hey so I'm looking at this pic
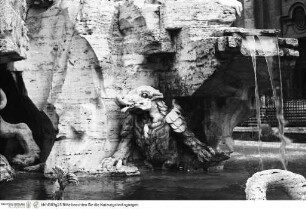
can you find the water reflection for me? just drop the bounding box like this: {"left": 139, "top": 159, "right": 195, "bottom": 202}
{"left": 0, "top": 170, "right": 251, "bottom": 200}
{"left": 0, "top": 175, "right": 52, "bottom": 200}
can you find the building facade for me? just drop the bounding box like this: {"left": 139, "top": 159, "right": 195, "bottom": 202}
{"left": 237, "top": 0, "right": 306, "bottom": 99}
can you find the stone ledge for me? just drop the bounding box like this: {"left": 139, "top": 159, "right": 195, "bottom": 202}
{"left": 216, "top": 36, "right": 299, "bottom": 57}
{"left": 223, "top": 28, "right": 281, "bottom": 36}
{"left": 234, "top": 126, "right": 306, "bottom": 134}
{"left": 162, "top": 0, "right": 237, "bottom": 30}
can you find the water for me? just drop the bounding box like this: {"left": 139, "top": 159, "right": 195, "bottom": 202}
{"left": 245, "top": 35, "right": 290, "bottom": 170}
{"left": 3, "top": 140, "right": 306, "bottom": 200}
{"left": 0, "top": 169, "right": 289, "bottom": 200}
{"left": 245, "top": 36, "right": 263, "bottom": 171}
{"left": 257, "top": 36, "right": 291, "bottom": 170}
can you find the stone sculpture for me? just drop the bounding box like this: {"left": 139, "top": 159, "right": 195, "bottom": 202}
{"left": 0, "top": 88, "right": 40, "bottom": 168}
{"left": 15, "top": 0, "right": 297, "bottom": 175}
{"left": 216, "top": 0, "right": 243, "bottom": 17}
{"left": 0, "top": 66, "right": 56, "bottom": 173}
{"left": 245, "top": 169, "right": 306, "bottom": 200}
{"left": 0, "top": 154, "right": 14, "bottom": 182}
{"left": 52, "top": 166, "right": 79, "bottom": 200}
{"left": 102, "top": 86, "right": 230, "bottom": 173}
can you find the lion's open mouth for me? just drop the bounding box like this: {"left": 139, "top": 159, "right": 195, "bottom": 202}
{"left": 115, "top": 86, "right": 164, "bottom": 113}
{"left": 115, "top": 96, "right": 136, "bottom": 112}
{"left": 120, "top": 104, "right": 135, "bottom": 112}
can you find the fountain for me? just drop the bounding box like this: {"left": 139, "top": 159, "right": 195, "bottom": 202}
{"left": 0, "top": 0, "right": 305, "bottom": 201}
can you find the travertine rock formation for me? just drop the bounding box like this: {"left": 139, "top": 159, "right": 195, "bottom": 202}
{"left": 0, "top": 154, "right": 14, "bottom": 182}
{"left": 246, "top": 169, "right": 306, "bottom": 200}
{"left": 0, "top": 66, "right": 56, "bottom": 171}
{"left": 0, "top": 1, "right": 56, "bottom": 172}
{"left": 0, "top": 0, "right": 28, "bottom": 63}
{"left": 11, "top": 0, "right": 298, "bottom": 175}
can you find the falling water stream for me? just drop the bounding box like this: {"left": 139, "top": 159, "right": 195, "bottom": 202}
{"left": 246, "top": 36, "right": 263, "bottom": 170}
{"left": 257, "top": 36, "right": 291, "bottom": 170}
{"left": 245, "top": 35, "right": 290, "bottom": 170}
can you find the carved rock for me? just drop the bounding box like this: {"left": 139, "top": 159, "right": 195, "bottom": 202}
{"left": 162, "top": 0, "right": 237, "bottom": 30}
{"left": 203, "top": 86, "right": 254, "bottom": 150}
{"left": 11, "top": 0, "right": 298, "bottom": 174}
{"left": 101, "top": 86, "right": 230, "bottom": 174}
{"left": 245, "top": 169, "right": 306, "bottom": 200}
{"left": 16, "top": 0, "right": 119, "bottom": 175}
{"left": 0, "top": 0, "right": 28, "bottom": 63}
{"left": 0, "top": 67, "right": 55, "bottom": 169}
{"left": 102, "top": 163, "right": 140, "bottom": 177}
{"left": 0, "top": 154, "right": 14, "bottom": 182}
{"left": 0, "top": 86, "right": 40, "bottom": 167}
{"left": 0, "top": 115, "right": 40, "bottom": 167}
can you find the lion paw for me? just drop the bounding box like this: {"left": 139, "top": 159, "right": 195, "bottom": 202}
{"left": 23, "top": 163, "right": 44, "bottom": 172}
{"left": 12, "top": 152, "right": 39, "bottom": 167}
{"left": 101, "top": 157, "right": 140, "bottom": 176}
{"left": 197, "top": 149, "right": 214, "bottom": 163}
{"left": 101, "top": 157, "right": 120, "bottom": 171}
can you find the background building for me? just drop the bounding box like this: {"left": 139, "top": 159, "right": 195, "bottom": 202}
{"left": 237, "top": 0, "right": 306, "bottom": 99}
